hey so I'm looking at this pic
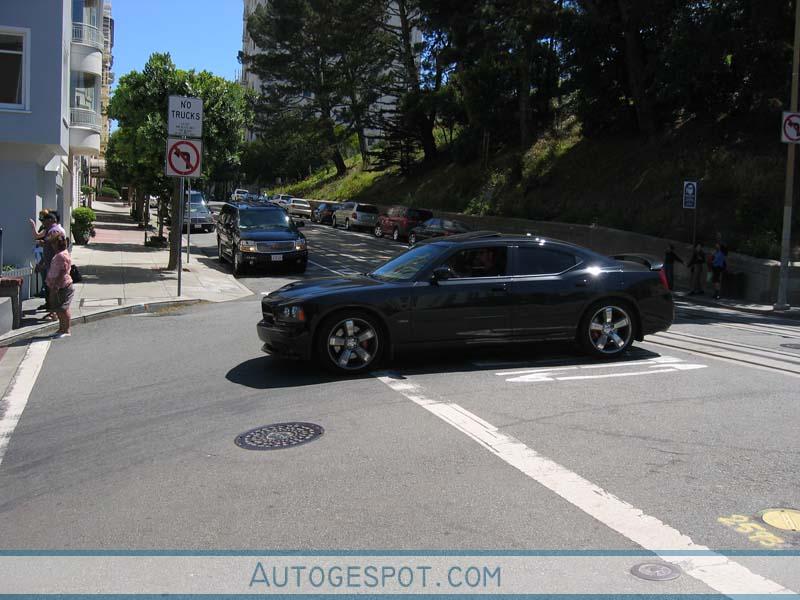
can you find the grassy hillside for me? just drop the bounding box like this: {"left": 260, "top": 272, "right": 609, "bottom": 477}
{"left": 272, "top": 112, "right": 790, "bottom": 259}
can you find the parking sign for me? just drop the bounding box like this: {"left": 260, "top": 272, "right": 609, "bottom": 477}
{"left": 683, "top": 181, "right": 697, "bottom": 210}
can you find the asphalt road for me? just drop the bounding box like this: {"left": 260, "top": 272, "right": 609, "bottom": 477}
{"left": 1, "top": 221, "right": 799, "bottom": 593}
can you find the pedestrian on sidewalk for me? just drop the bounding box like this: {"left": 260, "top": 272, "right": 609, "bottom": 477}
{"left": 687, "top": 242, "right": 706, "bottom": 295}
{"left": 663, "top": 244, "right": 684, "bottom": 291}
{"left": 45, "top": 235, "right": 73, "bottom": 338}
{"left": 711, "top": 242, "right": 727, "bottom": 300}
{"left": 29, "top": 212, "right": 66, "bottom": 316}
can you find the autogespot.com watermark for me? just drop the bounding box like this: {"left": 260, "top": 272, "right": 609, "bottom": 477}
{"left": 248, "top": 561, "right": 501, "bottom": 591}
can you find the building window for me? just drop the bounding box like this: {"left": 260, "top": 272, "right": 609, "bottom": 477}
{"left": 71, "top": 71, "right": 98, "bottom": 111}
{"left": 73, "top": 0, "right": 99, "bottom": 27}
{"left": 0, "top": 29, "right": 28, "bottom": 109}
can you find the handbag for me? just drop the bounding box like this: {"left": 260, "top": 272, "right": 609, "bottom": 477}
{"left": 70, "top": 264, "right": 82, "bottom": 283}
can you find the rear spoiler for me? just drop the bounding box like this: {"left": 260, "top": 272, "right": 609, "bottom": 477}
{"left": 611, "top": 253, "right": 664, "bottom": 271}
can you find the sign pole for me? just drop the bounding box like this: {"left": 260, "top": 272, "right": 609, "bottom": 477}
{"left": 776, "top": 0, "right": 800, "bottom": 310}
{"left": 186, "top": 178, "right": 191, "bottom": 265}
{"left": 177, "top": 177, "right": 184, "bottom": 297}
{"left": 692, "top": 207, "right": 697, "bottom": 246}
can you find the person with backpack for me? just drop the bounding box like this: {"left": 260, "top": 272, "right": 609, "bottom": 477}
{"left": 711, "top": 242, "right": 727, "bottom": 300}
{"left": 687, "top": 243, "right": 706, "bottom": 295}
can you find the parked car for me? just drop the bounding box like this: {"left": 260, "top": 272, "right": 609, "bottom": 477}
{"left": 311, "top": 202, "right": 341, "bottom": 225}
{"left": 231, "top": 188, "right": 250, "bottom": 201}
{"left": 287, "top": 198, "right": 312, "bottom": 219}
{"left": 166, "top": 191, "right": 215, "bottom": 232}
{"left": 184, "top": 192, "right": 215, "bottom": 232}
{"left": 257, "top": 232, "right": 674, "bottom": 373}
{"left": 408, "top": 218, "right": 471, "bottom": 246}
{"left": 375, "top": 206, "right": 434, "bottom": 242}
{"left": 216, "top": 202, "right": 308, "bottom": 276}
{"left": 332, "top": 202, "right": 379, "bottom": 231}
{"left": 271, "top": 194, "right": 294, "bottom": 208}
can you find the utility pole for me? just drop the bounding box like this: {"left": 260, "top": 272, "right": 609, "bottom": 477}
{"left": 776, "top": 0, "right": 800, "bottom": 311}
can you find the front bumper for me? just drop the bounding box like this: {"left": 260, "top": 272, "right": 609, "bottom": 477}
{"left": 241, "top": 249, "right": 308, "bottom": 267}
{"left": 257, "top": 318, "right": 312, "bottom": 360}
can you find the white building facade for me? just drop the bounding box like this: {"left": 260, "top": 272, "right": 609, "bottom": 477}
{"left": 0, "top": 0, "right": 106, "bottom": 287}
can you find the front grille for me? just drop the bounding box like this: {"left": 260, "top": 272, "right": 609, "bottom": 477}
{"left": 256, "top": 241, "right": 295, "bottom": 252}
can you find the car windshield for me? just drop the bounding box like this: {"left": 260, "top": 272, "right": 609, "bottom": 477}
{"left": 443, "top": 219, "right": 470, "bottom": 231}
{"left": 357, "top": 205, "right": 378, "bottom": 214}
{"left": 370, "top": 244, "right": 443, "bottom": 282}
{"left": 238, "top": 210, "right": 294, "bottom": 231}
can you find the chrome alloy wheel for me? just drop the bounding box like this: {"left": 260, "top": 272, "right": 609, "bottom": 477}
{"left": 327, "top": 318, "right": 379, "bottom": 371}
{"left": 587, "top": 305, "right": 632, "bottom": 355}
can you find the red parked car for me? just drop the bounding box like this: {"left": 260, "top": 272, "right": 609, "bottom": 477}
{"left": 374, "top": 206, "right": 434, "bottom": 242}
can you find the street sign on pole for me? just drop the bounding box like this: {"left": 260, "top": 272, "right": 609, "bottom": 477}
{"left": 782, "top": 112, "right": 800, "bottom": 144}
{"left": 165, "top": 138, "right": 202, "bottom": 178}
{"left": 682, "top": 181, "right": 697, "bottom": 209}
{"left": 168, "top": 96, "right": 203, "bottom": 138}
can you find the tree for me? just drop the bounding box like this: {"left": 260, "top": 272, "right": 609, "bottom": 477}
{"left": 107, "top": 53, "right": 252, "bottom": 269}
{"left": 246, "top": 0, "right": 350, "bottom": 176}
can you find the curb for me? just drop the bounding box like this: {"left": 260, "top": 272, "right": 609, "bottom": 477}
{"left": 0, "top": 299, "right": 206, "bottom": 347}
{"left": 676, "top": 293, "right": 800, "bottom": 320}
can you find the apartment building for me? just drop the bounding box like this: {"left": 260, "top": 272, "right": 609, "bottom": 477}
{"left": 100, "top": 0, "right": 113, "bottom": 156}
{"left": 0, "top": 0, "right": 105, "bottom": 287}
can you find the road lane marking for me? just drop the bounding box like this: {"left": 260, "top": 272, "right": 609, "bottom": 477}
{"left": 374, "top": 371, "right": 795, "bottom": 596}
{"left": 307, "top": 260, "right": 347, "bottom": 276}
{"left": 0, "top": 340, "right": 50, "bottom": 468}
{"left": 499, "top": 357, "right": 707, "bottom": 383}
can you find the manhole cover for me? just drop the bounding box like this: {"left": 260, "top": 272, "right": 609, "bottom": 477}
{"left": 630, "top": 562, "right": 681, "bottom": 581}
{"left": 234, "top": 422, "right": 324, "bottom": 451}
{"left": 759, "top": 508, "right": 800, "bottom": 532}
{"left": 780, "top": 344, "right": 800, "bottom": 350}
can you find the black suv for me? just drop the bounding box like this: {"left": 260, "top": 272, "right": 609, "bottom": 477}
{"left": 216, "top": 202, "right": 308, "bottom": 276}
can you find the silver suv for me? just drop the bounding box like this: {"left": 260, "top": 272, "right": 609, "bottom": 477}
{"left": 332, "top": 202, "right": 379, "bottom": 231}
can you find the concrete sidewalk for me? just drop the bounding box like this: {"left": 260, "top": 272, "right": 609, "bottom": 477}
{"left": 0, "top": 200, "right": 252, "bottom": 344}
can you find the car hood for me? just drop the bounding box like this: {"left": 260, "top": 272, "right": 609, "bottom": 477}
{"left": 238, "top": 229, "right": 302, "bottom": 241}
{"left": 265, "top": 275, "right": 387, "bottom": 303}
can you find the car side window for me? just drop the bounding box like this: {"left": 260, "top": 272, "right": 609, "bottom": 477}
{"left": 513, "top": 246, "right": 579, "bottom": 275}
{"left": 445, "top": 247, "right": 508, "bottom": 278}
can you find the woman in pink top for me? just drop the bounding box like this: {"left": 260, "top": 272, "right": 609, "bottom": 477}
{"left": 45, "top": 236, "right": 73, "bottom": 338}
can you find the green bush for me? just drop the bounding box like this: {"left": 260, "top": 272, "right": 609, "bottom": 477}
{"left": 80, "top": 185, "right": 94, "bottom": 196}
{"left": 99, "top": 186, "right": 120, "bottom": 199}
{"left": 72, "top": 207, "right": 97, "bottom": 241}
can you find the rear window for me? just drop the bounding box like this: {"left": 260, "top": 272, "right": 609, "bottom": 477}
{"left": 513, "top": 246, "right": 579, "bottom": 275}
{"left": 294, "top": 200, "right": 310, "bottom": 207}
{"left": 357, "top": 205, "right": 378, "bottom": 214}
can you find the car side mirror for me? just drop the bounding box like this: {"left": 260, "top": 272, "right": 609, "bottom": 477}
{"left": 431, "top": 266, "right": 453, "bottom": 283}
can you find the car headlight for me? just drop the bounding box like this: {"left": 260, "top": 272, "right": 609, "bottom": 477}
{"left": 295, "top": 238, "right": 307, "bottom": 251}
{"left": 239, "top": 240, "right": 258, "bottom": 253}
{"left": 278, "top": 305, "right": 306, "bottom": 322}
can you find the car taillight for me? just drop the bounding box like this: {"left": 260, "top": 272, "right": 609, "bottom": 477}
{"left": 658, "top": 268, "right": 670, "bottom": 290}
{"left": 352, "top": 212, "right": 357, "bottom": 219}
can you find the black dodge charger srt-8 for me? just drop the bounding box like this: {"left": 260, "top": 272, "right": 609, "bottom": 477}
{"left": 257, "top": 232, "right": 674, "bottom": 374}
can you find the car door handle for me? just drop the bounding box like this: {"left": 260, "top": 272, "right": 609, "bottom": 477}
{"left": 490, "top": 284, "right": 508, "bottom": 295}
{"left": 575, "top": 280, "right": 588, "bottom": 288}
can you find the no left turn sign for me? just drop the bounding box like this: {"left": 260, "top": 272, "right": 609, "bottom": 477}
{"left": 782, "top": 112, "right": 800, "bottom": 143}
{"left": 166, "top": 138, "right": 202, "bottom": 178}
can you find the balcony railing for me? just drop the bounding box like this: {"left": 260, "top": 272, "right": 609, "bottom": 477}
{"left": 72, "top": 22, "right": 104, "bottom": 50}
{"left": 70, "top": 107, "right": 102, "bottom": 132}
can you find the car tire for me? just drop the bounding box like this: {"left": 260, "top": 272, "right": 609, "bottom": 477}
{"left": 345, "top": 218, "right": 351, "bottom": 231}
{"left": 217, "top": 238, "right": 225, "bottom": 263}
{"left": 409, "top": 232, "right": 417, "bottom": 247}
{"left": 332, "top": 216, "right": 337, "bottom": 228}
{"left": 392, "top": 228, "right": 400, "bottom": 242}
{"left": 295, "top": 261, "right": 307, "bottom": 274}
{"left": 578, "top": 300, "right": 635, "bottom": 359}
{"left": 374, "top": 224, "right": 383, "bottom": 238}
{"left": 317, "top": 310, "right": 383, "bottom": 375}
{"left": 233, "top": 250, "right": 245, "bottom": 278}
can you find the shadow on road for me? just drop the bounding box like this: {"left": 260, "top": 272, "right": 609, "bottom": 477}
{"left": 226, "top": 343, "right": 664, "bottom": 390}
